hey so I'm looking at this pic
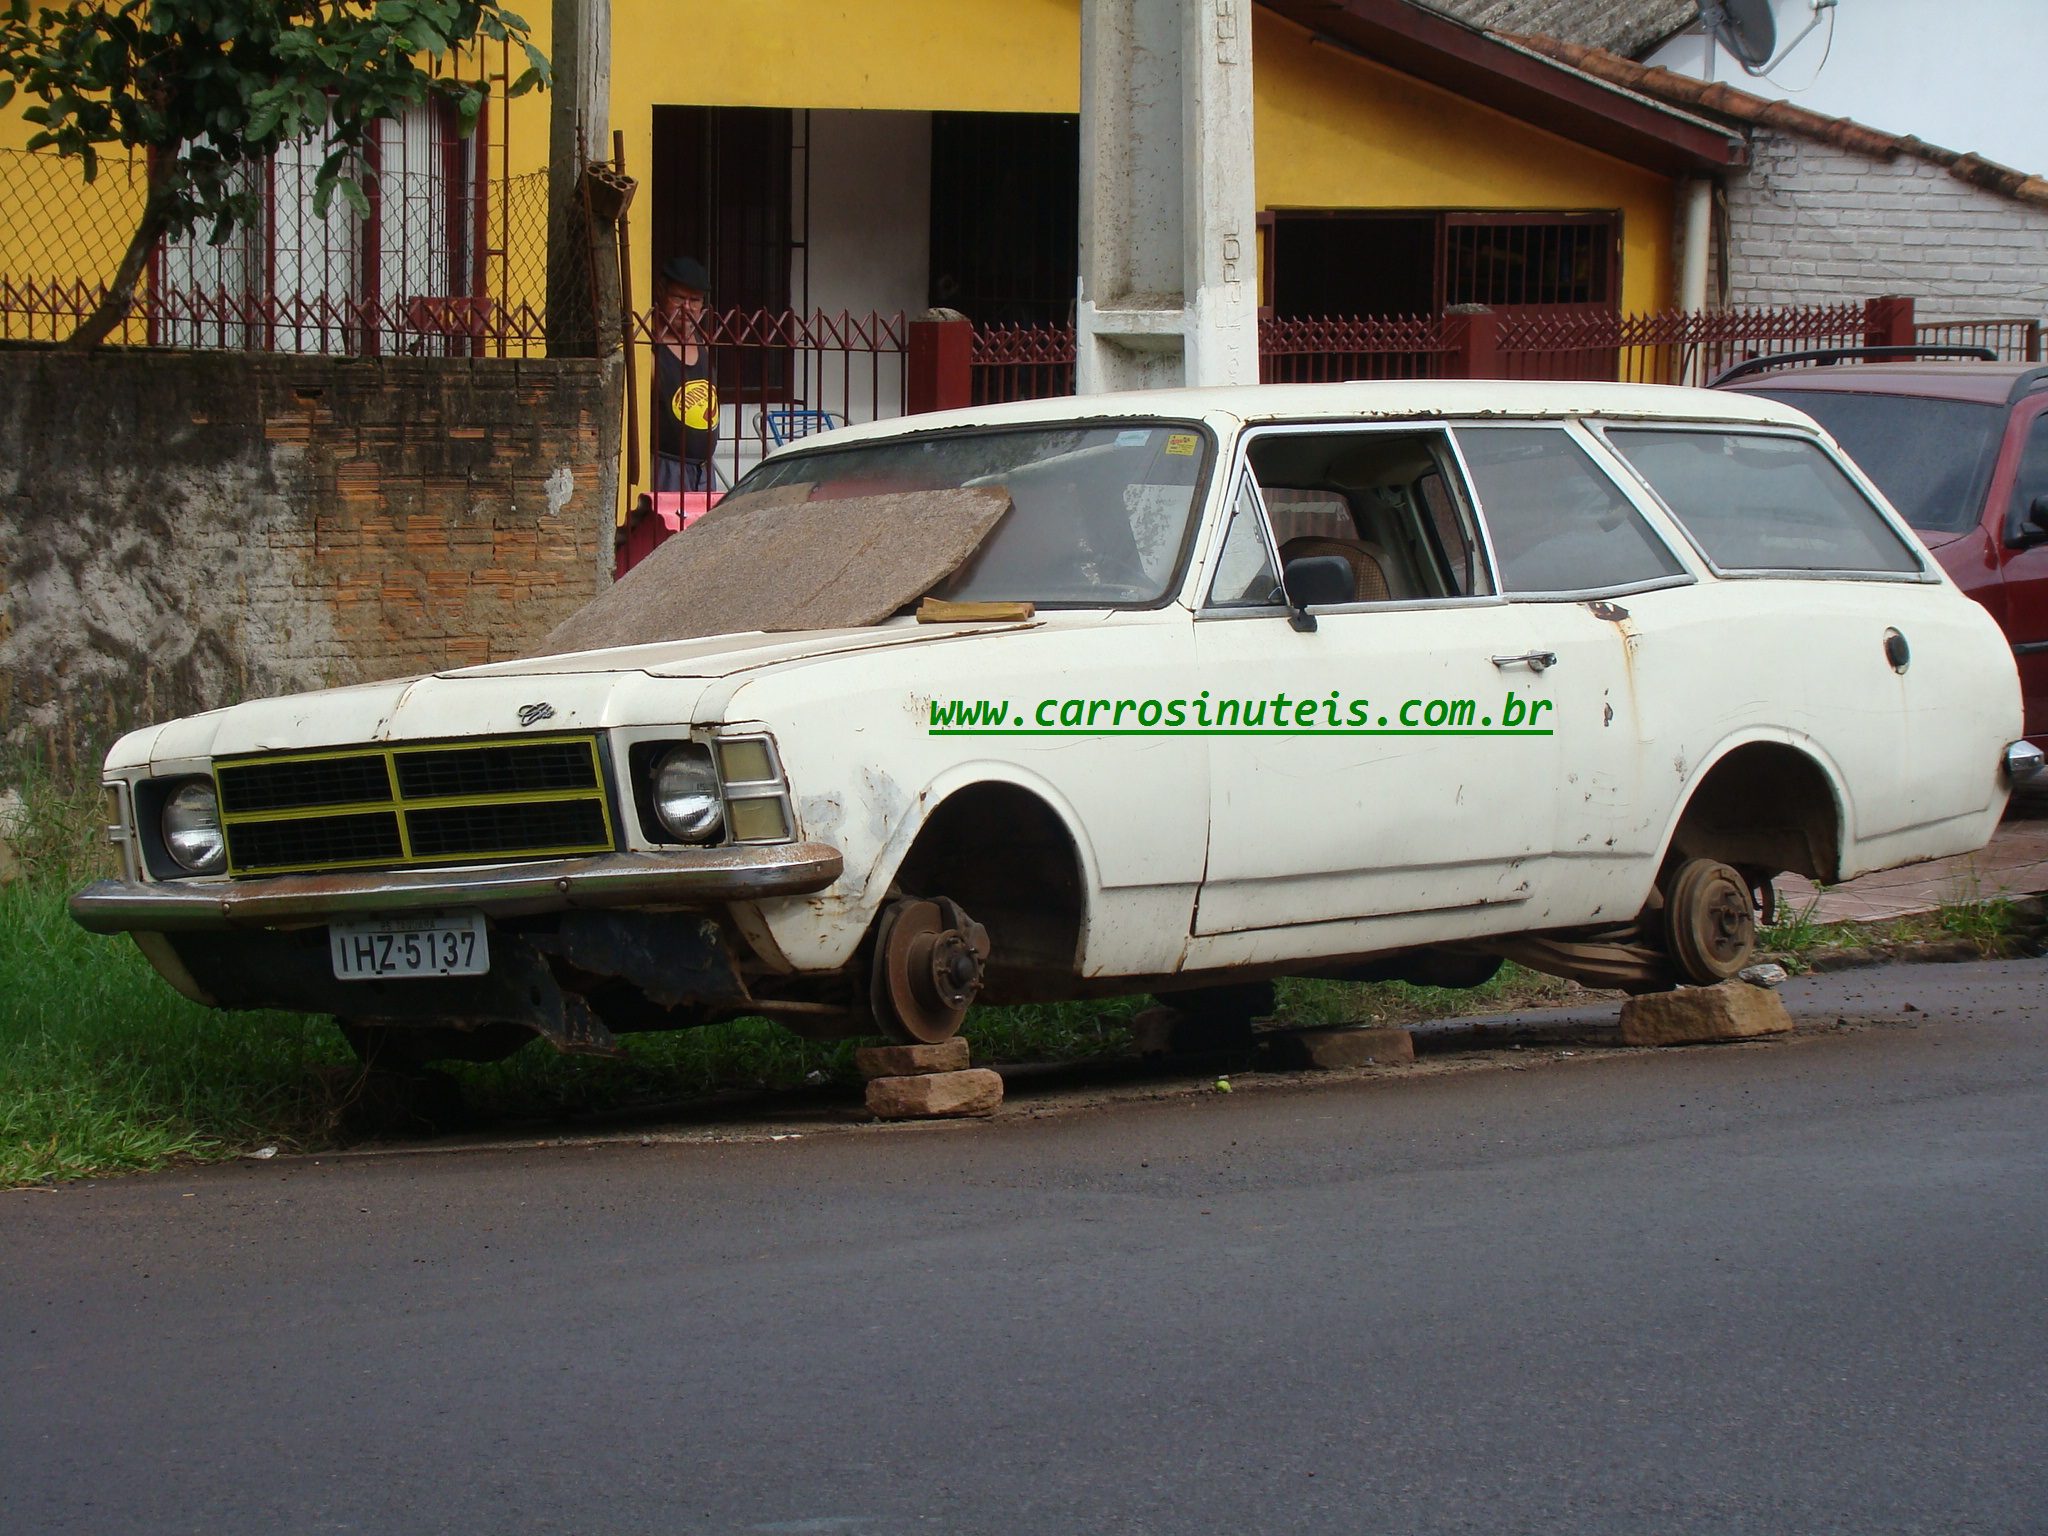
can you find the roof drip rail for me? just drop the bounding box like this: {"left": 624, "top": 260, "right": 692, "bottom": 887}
{"left": 1710, "top": 344, "right": 1999, "bottom": 387}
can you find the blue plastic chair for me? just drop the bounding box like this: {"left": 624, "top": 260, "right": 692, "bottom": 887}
{"left": 757, "top": 407, "right": 848, "bottom": 446}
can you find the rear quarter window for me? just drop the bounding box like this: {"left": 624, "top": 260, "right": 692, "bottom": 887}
{"left": 1604, "top": 428, "right": 1924, "bottom": 576}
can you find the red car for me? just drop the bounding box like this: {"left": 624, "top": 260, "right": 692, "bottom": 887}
{"left": 1720, "top": 351, "right": 2048, "bottom": 748}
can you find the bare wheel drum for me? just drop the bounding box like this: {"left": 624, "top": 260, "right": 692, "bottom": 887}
{"left": 870, "top": 896, "right": 992, "bottom": 1045}
{"left": 1662, "top": 858, "right": 1758, "bottom": 983}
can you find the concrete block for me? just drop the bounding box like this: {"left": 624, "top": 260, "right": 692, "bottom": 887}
{"left": 1128, "top": 1006, "right": 1179, "bottom": 1057}
{"left": 854, "top": 1040, "right": 971, "bottom": 1079}
{"left": 1264, "top": 1025, "right": 1415, "bottom": 1070}
{"left": 1619, "top": 981, "right": 1792, "bottom": 1047}
{"left": 865, "top": 1068, "right": 1004, "bottom": 1119}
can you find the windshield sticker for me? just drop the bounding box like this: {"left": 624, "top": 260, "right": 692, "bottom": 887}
{"left": 1115, "top": 429, "right": 1151, "bottom": 447}
{"left": 1164, "top": 432, "right": 1200, "bottom": 456}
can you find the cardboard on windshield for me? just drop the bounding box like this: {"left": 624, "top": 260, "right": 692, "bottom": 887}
{"left": 536, "top": 484, "right": 1012, "bottom": 656}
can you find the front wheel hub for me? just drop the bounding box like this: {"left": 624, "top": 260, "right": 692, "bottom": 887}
{"left": 1663, "top": 857, "right": 1758, "bottom": 983}
{"left": 871, "top": 896, "right": 991, "bottom": 1044}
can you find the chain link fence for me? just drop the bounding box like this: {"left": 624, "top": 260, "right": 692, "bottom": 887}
{"left": 0, "top": 131, "right": 573, "bottom": 356}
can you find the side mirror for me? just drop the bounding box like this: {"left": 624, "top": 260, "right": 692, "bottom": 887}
{"left": 1281, "top": 555, "right": 1353, "bottom": 633}
{"left": 2009, "top": 495, "right": 2048, "bottom": 548}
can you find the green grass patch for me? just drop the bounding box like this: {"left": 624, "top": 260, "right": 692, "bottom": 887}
{"left": 1274, "top": 964, "right": 1573, "bottom": 1028}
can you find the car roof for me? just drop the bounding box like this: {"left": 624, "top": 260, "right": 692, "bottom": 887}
{"left": 783, "top": 380, "right": 1822, "bottom": 456}
{"left": 1728, "top": 362, "right": 2048, "bottom": 407}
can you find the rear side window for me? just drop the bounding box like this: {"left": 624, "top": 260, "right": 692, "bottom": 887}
{"left": 1454, "top": 426, "right": 1684, "bottom": 596}
{"left": 1606, "top": 428, "right": 1923, "bottom": 575}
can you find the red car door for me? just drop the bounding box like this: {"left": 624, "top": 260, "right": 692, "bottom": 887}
{"left": 1990, "top": 400, "right": 2048, "bottom": 744}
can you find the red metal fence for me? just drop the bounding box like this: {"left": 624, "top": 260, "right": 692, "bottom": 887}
{"left": 1258, "top": 314, "right": 1452, "bottom": 382}
{"left": 1915, "top": 316, "right": 2044, "bottom": 363}
{"left": 624, "top": 307, "right": 909, "bottom": 492}
{"left": 970, "top": 321, "right": 1076, "bottom": 404}
{"left": 1495, "top": 302, "right": 1871, "bottom": 384}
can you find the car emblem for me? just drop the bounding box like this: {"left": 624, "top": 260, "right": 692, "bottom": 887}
{"left": 517, "top": 702, "right": 557, "bottom": 728}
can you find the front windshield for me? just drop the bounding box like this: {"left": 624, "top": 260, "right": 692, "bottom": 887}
{"left": 735, "top": 422, "right": 1213, "bottom": 606}
{"left": 1749, "top": 389, "right": 2004, "bottom": 534}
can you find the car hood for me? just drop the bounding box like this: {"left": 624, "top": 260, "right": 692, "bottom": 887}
{"left": 114, "top": 621, "right": 1041, "bottom": 769}
{"left": 437, "top": 622, "right": 1029, "bottom": 681}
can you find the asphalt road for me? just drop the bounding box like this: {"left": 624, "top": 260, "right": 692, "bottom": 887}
{"left": 5, "top": 960, "right": 2046, "bottom": 1535}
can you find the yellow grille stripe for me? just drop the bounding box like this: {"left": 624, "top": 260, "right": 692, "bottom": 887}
{"left": 211, "top": 734, "right": 617, "bottom": 876}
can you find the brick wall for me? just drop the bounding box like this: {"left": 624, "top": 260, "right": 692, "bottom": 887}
{"left": 1724, "top": 130, "right": 2048, "bottom": 322}
{"left": 0, "top": 347, "right": 620, "bottom": 769}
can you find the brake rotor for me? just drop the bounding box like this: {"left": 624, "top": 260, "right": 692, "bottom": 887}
{"left": 870, "top": 896, "right": 991, "bottom": 1045}
{"left": 1663, "top": 857, "right": 1757, "bottom": 983}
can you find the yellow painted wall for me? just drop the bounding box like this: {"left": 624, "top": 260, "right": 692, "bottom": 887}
{"left": 1249, "top": 9, "right": 1673, "bottom": 313}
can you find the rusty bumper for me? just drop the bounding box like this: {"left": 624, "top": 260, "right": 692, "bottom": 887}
{"left": 69, "top": 845, "right": 844, "bottom": 934}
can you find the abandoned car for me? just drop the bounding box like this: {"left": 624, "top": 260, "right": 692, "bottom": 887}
{"left": 72, "top": 381, "right": 2036, "bottom": 1066}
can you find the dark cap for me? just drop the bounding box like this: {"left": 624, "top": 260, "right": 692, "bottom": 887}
{"left": 660, "top": 255, "right": 711, "bottom": 292}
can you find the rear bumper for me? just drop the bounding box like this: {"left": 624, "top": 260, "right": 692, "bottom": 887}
{"left": 69, "top": 845, "right": 844, "bottom": 934}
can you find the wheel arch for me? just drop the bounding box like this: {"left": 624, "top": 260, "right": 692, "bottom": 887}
{"left": 866, "top": 764, "right": 1102, "bottom": 998}
{"left": 1651, "top": 731, "right": 1849, "bottom": 885}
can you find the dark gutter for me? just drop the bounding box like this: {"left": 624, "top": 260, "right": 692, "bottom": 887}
{"left": 1258, "top": 0, "right": 1748, "bottom": 176}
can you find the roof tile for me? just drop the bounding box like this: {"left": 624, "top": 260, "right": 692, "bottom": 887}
{"left": 1512, "top": 34, "right": 2048, "bottom": 208}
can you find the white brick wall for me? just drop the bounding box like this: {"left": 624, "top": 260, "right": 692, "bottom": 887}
{"left": 1723, "top": 130, "right": 2048, "bottom": 323}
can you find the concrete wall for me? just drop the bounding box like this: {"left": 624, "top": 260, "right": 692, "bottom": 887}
{"left": 1723, "top": 130, "right": 2048, "bottom": 322}
{"left": 0, "top": 347, "right": 618, "bottom": 769}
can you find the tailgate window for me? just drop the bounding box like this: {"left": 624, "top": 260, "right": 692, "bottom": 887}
{"left": 1605, "top": 428, "right": 1924, "bottom": 576}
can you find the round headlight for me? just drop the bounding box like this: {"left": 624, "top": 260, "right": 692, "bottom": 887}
{"left": 653, "top": 746, "right": 724, "bottom": 843}
{"left": 161, "top": 779, "right": 226, "bottom": 874}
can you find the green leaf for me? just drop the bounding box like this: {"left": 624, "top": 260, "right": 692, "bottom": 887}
{"left": 337, "top": 176, "right": 370, "bottom": 218}
{"left": 0, "top": 80, "right": 16, "bottom": 110}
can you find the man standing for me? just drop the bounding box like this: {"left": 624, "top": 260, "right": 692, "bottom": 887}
{"left": 652, "top": 255, "right": 719, "bottom": 492}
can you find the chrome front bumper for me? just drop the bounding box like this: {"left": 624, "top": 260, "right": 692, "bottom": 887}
{"left": 69, "top": 844, "right": 844, "bottom": 934}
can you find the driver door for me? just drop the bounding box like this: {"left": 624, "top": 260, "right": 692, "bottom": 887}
{"left": 1192, "top": 426, "right": 1574, "bottom": 942}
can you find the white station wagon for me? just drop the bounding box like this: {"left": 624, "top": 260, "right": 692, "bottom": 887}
{"left": 74, "top": 382, "right": 2037, "bottom": 1067}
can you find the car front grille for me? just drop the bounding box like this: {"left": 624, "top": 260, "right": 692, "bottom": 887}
{"left": 213, "top": 736, "right": 616, "bottom": 876}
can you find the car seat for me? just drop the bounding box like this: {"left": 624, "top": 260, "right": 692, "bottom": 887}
{"left": 1277, "top": 535, "right": 1393, "bottom": 602}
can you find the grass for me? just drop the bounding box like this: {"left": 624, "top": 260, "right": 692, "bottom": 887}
{"left": 1757, "top": 887, "right": 1860, "bottom": 967}
{"left": 1273, "top": 965, "right": 1574, "bottom": 1028}
{"left": 1757, "top": 873, "right": 2032, "bottom": 973}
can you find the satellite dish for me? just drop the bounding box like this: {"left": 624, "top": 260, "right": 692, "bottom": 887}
{"left": 1711, "top": 0, "right": 1780, "bottom": 69}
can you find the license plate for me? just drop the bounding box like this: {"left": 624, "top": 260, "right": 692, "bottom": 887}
{"left": 330, "top": 912, "right": 489, "bottom": 980}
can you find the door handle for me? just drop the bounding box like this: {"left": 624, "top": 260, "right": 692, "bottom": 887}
{"left": 1491, "top": 651, "right": 1559, "bottom": 673}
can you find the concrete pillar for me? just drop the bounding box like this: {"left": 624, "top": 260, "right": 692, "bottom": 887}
{"left": 1076, "top": 0, "right": 1259, "bottom": 394}
{"left": 1677, "top": 177, "right": 1712, "bottom": 384}
{"left": 546, "top": 0, "right": 611, "bottom": 356}
{"left": 907, "top": 308, "right": 974, "bottom": 415}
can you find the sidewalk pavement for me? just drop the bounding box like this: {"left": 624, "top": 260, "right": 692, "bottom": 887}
{"left": 1776, "top": 799, "right": 2048, "bottom": 924}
